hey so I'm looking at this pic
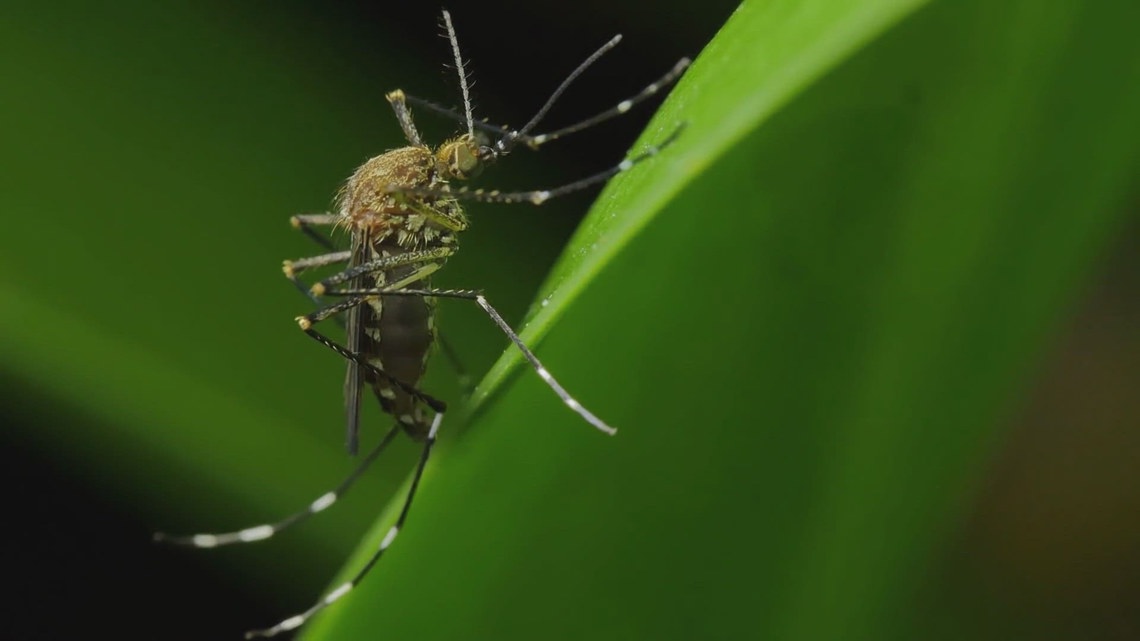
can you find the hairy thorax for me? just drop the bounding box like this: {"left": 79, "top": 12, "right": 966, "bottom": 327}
{"left": 337, "top": 145, "right": 467, "bottom": 250}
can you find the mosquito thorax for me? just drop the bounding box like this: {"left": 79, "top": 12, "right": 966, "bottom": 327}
{"left": 338, "top": 145, "right": 468, "bottom": 247}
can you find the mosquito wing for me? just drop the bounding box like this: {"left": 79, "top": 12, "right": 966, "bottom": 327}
{"left": 343, "top": 227, "right": 369, "bottom": 456}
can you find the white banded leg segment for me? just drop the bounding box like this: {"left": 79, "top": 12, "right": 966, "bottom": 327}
{"left": 312, "top": 288, "right": 618, "bottom": 436}
{"left": 157, "top": 524, "right": 277, "bottom": 548}
{"left": 154, "top": 425, "right": 399, "bottom": 548}
{"left": 324, "top": 582, "right": 353, "bottom": 605}
{"left": 310, "top": 491, "right": 337, "bottom": 513}
{"left": 399, "top": 55, "right": 689, "bottom": 150}
{"left": 243, "top": 581, "right": 346, "bottom": 638}
{"left": 502, "top": 33, "right": 624, "bottom": 152}
{"left": 387, "top": 123, "right": 684, "bottom": 207}
{"left": 191, "top": 534, "right": 219, "bottom": 548}
{"left": 246, "top": 610, "right": 309, "bottom": 639}
{"left": 245, "top": 542, "right": 366, "bottom": 636}
{"left": 379, "top": 525, "right": 400, "bottom": 551}
{"left": 245, "top": 578, "right": 354, "bottom": 639}
{"left": 475, "top": 295, "right": 617, "bottom": 436}
{"left": 427, "top": 410, "right": 444, "bottom": 439}
{"left": 244, "top": 412, "right": 444, "bottom": 639}
{"left": 527, "top": 57, "right": 691, "bottom": 146}
{"left": 238, "top": 525, "right": 275, "bottom": 543}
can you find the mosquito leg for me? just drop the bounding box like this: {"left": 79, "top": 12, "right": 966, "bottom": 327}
{"left": 285, "top": 251, "right": 353, "bottom": 274}
{"left": 387, "top": 123, "right": 684, "bottom": 206}
{"left": 402, "top": 55, "right": 689, "bottom": 150}
{"left": 290, "top": 213, "right": 341, "bottom": 252}
{"left": 245, "top": 411, "right": 444, "bottom": 639}
{"left": 300, "top": 296, "right": 447, "bottom": 415}
{"left": 506, "top": 35, "right": 625, "bottom": 145}
{"left": 400, "top": 95, "right": 514, "bottom": 138}
{"left": 154, "top": 424, "right": 400, "bottom": 548}
{"left": 308, "top": 247, "right": 454, "bottom": 296}
{"left": 385, "top": 89, "right": 425, "bottom": 147}
{"left": 462, "top": 293, "right": 615, "bottom": 435}
{"left": 307, "top": 251, "right": 472, "bottom": 396}
{"left": 330, "top": 287, "right": 615, "bottom": 436}
{"left": 308, "top": 259, "right": 451, "bottom": 453}
{"left": 283, "top": 210, "right": 349, "bottom": 301}
{"left": 522, "top": 57, "right": 691, "bottom": 148}
{"left": 285, "top": 215, "right": 347, "bottom": 279}
{"left": 283, "top": 215, "right": 351, "bottom": 332}
{"left": 283, "top": 250, "right": 353, "bottom": 300}
{"left": 402, "top": 33, "right": 625, "bottom": 150}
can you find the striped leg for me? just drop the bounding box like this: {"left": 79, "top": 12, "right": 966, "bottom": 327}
{"left": 245, "top": 411, "right": 444, "bottom": 639}
{"left": 283, "top": 213, "right": 349, "bottom": 304}
{"left": 156, "top": 244, "right": 442, "bottom": 549}
{"left": 385, "top": 123, "right": 684, "bottom": 206}
{"left": 330, "top": 286, "right": 617, "bottom": 436}
{"left": 283, "top": 249, "right": 352, "bottom": 303}
{"left": 298, "top": 294, "right": 447, "bottom": 415}
{"left": 153, "top": 424, "right": 400, "bottom": 548}
{"left": 520, "top": 57, "right": 690, "bottom": 148}
{"left": 407, "top": 10, "right": 687, "bottom": 160}
{"left": 402, "top": 51, "right": 689, "bottom": 150}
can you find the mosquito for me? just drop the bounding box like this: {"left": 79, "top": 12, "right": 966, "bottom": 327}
{"left": 155, "top": 10, "right": 688, "bottom": 638}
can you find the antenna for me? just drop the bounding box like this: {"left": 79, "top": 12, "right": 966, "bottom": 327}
{"left": 441, "top": 10, "right": 475, "bottom": 138}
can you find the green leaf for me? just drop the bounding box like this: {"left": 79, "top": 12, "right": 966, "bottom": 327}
{"left": 303, "top": 0, "right": 1140, "bottom": 639}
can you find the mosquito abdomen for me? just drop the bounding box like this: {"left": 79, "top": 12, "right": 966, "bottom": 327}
{"left": 363, "top": 241, "right": 438, "bottom": 440}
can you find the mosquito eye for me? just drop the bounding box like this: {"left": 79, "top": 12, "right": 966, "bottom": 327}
{"left": 451, "top": 145, "right": 482, "bottom": 179}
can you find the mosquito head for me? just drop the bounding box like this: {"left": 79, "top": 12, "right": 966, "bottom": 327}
{"left": 436, "top": 133, "right": 484, "bottom": 180}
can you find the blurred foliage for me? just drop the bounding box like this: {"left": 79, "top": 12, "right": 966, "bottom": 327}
{"left": 1, "top": 1, "right": 1137, "bottom": 640}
